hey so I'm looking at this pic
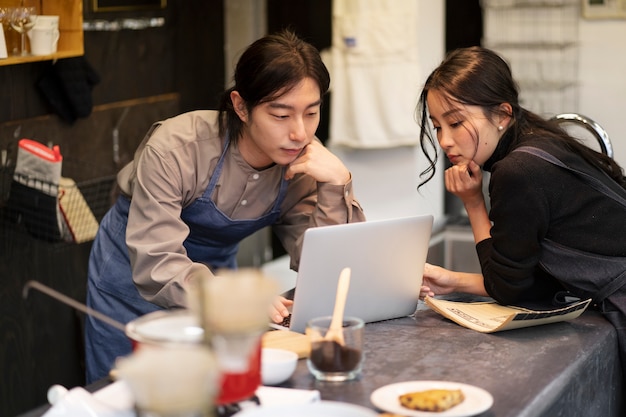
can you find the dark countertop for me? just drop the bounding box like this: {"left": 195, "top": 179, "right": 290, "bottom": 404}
{"left": 281, "top": 304, "right": 624, "bottom": 416}
{"left": 18, "top": 303, "right": 625, "bottom": 417}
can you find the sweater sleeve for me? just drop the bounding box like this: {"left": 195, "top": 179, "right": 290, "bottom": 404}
{"left": 477, "top": 154, "right": 552, "bottom": 305}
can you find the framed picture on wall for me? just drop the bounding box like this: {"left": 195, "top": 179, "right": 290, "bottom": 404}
{"left": 92, "top": 0, "right": 167, "bottom": 12}
{"left": 582, "top": 0, "right": 626, "bottom": 19}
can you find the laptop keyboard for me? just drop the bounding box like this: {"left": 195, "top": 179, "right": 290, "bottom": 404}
{"left": 267, "top": 313, "right": 292, "bottom": 331}
{"left": 280, "top": 314, "right": 292, "bottom": 328}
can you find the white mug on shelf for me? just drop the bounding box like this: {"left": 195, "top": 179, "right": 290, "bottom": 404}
{"left": 28, "top": 15, "right": 59, "bottom": 56}
{"left": 33, "top": 15, "right": 59, "bottom": 30}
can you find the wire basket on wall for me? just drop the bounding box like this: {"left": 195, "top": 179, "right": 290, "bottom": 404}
{"left": 1, "top": 159, "right": 116, "bottom": 255}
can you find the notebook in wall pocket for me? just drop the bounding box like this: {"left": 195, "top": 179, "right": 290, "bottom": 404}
{"left": 59, "top": 177, "right": 100, "bottom": 243}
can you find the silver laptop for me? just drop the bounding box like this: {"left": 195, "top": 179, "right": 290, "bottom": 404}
{"left": 279, "top": 214, "right": 433, "bottom": 333}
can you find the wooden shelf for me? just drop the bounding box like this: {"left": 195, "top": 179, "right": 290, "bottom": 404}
{"left": 0, "top": 0, "right": 84, "bottom": 66}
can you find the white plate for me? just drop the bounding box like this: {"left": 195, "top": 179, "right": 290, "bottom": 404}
{"left": 370, "top": 380, "right": 493, "bottom": 417}
{"left": 233, "top": 400, "right": 379, "bottom": 417}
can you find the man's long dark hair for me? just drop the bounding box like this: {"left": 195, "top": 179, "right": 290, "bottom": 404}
{"left": 218, "top": 30, "right": 330, "bottom": 143}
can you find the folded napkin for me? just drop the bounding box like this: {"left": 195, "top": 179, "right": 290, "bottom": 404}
{"left": 43, "top": 381, "right": 134, "bottom": 417}
{"left": 43, "top": 382, "right": 319, "bottom": 417}
{"left": 257, "top": 386, "right": 320, "bottom": 406}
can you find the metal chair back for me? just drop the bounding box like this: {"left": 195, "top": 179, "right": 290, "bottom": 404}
{"left": 551, "top": 113, "right": 614, "bottom": 159}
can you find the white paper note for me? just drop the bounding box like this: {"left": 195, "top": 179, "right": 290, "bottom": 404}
{"left": 0, "top": 23, "right": 8, "bottom": 59}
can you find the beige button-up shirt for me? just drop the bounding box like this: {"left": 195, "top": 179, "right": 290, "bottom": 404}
{"left": 117, "top": 110, "right": 366, "bottom": 307}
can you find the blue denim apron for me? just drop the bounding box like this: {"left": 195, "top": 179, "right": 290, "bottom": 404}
{"left": 515, "top": 146, "right": 626, "bottom": 376}
{"left": 85, "top": 139, "right": 289, "bottom": 383}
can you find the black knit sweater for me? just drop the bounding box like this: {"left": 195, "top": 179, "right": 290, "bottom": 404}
{"left": 476, "top": 133, "right": 626, "bottom": 305}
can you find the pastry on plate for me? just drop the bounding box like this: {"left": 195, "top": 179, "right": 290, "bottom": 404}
{"left": 399, "top": 388, "right": 465, "bottom": 412}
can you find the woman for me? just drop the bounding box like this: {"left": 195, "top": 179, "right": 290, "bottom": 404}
{"left": 415, "top": 46, "right": 626, "bottom": 370}
{"left": 84, "top": 30, "right": 365, "bottom": 383}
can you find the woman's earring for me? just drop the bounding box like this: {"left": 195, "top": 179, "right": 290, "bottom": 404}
{"left": 498, "top": 125, "right": 504, "bottom": 131}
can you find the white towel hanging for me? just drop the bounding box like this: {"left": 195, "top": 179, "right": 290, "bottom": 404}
{"left": 328, "top": 0, "right": 421, "bottom": 149}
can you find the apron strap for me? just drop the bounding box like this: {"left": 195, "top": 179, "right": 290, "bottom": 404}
{"left": 594, "top": 270, "right": 626, "bottom": 307}
{"left": 514, "top": 146, "right": 626, "bottom": 207}
{"left": 516, "top": 146, "right": 626, "bottom": 305}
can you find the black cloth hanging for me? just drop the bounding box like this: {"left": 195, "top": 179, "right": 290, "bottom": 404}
{"left": 36, "top": 56, "right": 101, "bottom": 124}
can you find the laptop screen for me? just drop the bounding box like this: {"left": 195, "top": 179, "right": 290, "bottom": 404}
{"left": 285, "top": 215, "right": 433, "bottom": 333}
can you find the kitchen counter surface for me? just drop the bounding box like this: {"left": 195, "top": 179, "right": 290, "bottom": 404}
{"left": 284, "top": 303, "right": 624, "bottom": 416}
{"left": 18, "top": 302, "right": 624, "bottom": 417}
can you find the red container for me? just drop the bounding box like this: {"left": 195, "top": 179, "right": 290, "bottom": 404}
{"left": 215, "top": 341, "right": 262, "bottom": 405}
{"left": 125, "top": 310, "right": 262, "bottom": 405}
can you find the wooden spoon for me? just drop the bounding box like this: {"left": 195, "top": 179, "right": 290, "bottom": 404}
{"left": 324, "top": 267, "right": 351, "bottom": 346}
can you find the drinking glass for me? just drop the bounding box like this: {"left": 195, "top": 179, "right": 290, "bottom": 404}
{"left": 0, "top": 7, "right": 15, "bottom": 56}
{"left": 0, "top": 7, "right": 8, "bottom": 26}
{"left": 10, "top": 6, "right": 37, "bottom": 56}
{"left": 306, "top": 316, "right": 364, "bottom": 381}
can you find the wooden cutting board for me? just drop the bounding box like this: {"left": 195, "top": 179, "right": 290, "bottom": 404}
{"left": 262, "top": 330, "right": 310, "bottom": 358}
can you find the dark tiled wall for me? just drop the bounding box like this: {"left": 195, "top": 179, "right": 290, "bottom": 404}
{"left": 1, "top": 94, "right": 180, "bottom": 181}
{"left": 0, "top": 2, "right": 224, "bottom": 415}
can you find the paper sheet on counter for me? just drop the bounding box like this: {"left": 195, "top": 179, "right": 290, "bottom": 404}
{"left": 425, "top": 296, "right": 592, "bottom": 333}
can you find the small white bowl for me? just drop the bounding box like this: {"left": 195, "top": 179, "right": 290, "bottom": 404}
{"left": 261, "top": 348, "right": 298, "bottom": 386}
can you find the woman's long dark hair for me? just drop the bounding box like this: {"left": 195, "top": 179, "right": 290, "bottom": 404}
{"left": 416, "top": 46, "right": 625, "bottom": 189}
{"left": 218, "top": 30, "right": 330, "bottom": 143}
